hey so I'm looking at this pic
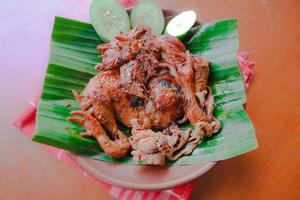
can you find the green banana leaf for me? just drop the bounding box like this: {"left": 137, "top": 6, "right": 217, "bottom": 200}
{"left": 32, "top": 16, "right": 257, "bottom": 165}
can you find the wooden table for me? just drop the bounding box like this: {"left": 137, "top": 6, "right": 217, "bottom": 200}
{"left": 1, "top": 0, "right": 299, "bottom": 199}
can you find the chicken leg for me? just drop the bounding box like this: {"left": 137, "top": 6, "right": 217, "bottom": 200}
{"left": 67, "top": 110, "right": 130, "bottom": 158}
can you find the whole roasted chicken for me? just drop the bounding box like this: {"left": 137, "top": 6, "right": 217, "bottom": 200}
{"left": 68, "top": 26, "right": 221, "bottom": 165}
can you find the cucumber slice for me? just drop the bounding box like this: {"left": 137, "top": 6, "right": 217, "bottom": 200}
{"left": 130, "top": 0, "right": 165, "bottom": 35}
{"left": 166, "top": 10, "right": 197, "bottom": 39}
{"left": 90, "top": 0, "right": 130, "bottom": 41}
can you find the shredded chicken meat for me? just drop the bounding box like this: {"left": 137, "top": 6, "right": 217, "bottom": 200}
{"left": 68, "top": 26, "right": 221, "bottom": 165}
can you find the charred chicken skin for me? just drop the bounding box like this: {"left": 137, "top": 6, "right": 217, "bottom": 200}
{"left": 68, "top": 26, "right": 221, "bottom": 164}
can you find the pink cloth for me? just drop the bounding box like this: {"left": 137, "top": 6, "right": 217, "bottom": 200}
{"left": 237, "top": 51, "right": 255, "bottom": 88}
{"left": 12, "top": 51, "right": 254, "bottom": 200}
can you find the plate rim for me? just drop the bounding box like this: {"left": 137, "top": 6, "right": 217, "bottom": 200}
{"left": 69, "top": 153, "right": 217, "bottom": 191}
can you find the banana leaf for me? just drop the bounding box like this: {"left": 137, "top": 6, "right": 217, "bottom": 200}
{"left": 32, "top": 17, "right": 257, "bottom": 165}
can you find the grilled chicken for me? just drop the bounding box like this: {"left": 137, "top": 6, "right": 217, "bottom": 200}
{"left": 68, "top": 26, "right": 221, "bottom": 164}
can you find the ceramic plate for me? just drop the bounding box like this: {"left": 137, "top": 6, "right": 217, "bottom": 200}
{"left": 68, "top": 9, "right": 213, "bottom": 191}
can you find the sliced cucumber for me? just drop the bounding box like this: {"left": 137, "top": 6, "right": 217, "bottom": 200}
{"left": 166, "top": 10, "right": 197, "bottom": 39}
{"left": 130, "top": 0, "right": 165, "bottom": 35}
{"left": 90, "top": 0, "right": 131, "bottom": 41}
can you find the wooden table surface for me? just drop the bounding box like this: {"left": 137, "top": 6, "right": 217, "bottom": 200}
{"left": 1, "top": 0, "right": 299, "bottom": 199}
